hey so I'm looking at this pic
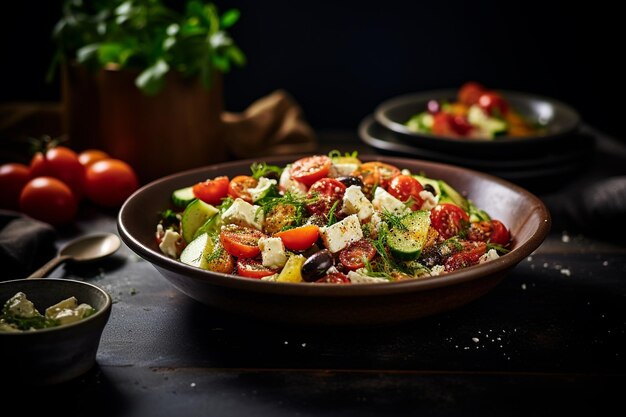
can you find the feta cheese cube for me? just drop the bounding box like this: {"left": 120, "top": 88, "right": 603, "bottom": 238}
{"left": 258, "top": 237, "right": 288, "bottom": 269}
{"left": 319, "top": 214, "right": 363, "bottom": 253}
{"left": 479, "top": 248, "right": 500, "bottom": 264}
{"left": 419, "top": 189, "right": 439, "bottom": 211}
{"left": 328, "top": 162, "right": 359, "bottom": 178}
{"left": 430, "top": 265, "right": 446, "bottom": 276}
{"left": 341, "top": 185, "right": 374, "bottom": 221}
{"left": 347, "top": 271, "right": 388, "bottom": 284}
{"left": 372, "top": 187, "right": 410, "bottom": 216}
{"left": 159, "top": 229, "right": 182, "bottom": 258}
{"left": 221, "top": 198, "right": 264, "bottom": 230}
{"left": 248, "top": 177, "right": 277, "bottom": 202}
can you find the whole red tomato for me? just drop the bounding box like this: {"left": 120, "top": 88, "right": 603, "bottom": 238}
{"left": 20, "top": 177, "right": 78, "bottom": 225}
{"left": 78, "top": 149, "right": 110, "bottom": 167}
{"left": 0, "top": 163, "right": 30, "bottom": 210}
{"left": 30, "top": 146, "right": 85, "bottom": 198}
{"left": 84, "top": 159, "right": 139, "bottom": 207}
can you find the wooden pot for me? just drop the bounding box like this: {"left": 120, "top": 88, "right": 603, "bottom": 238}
{"left": 62, "top": 63, "right": 226, "bottom": 183}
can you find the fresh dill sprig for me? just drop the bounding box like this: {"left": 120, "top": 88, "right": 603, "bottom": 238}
{"left": 380, "top": 209, "right": 408, "bottom": 231}
{"left": 486, "top": 243, "right": 511, "bottom": 254}
{"left": 327, "top": 200, "right": 340, "bottom": 226}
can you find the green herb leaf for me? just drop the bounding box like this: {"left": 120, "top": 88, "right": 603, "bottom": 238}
{"left": 135, "top": 58, "right": 170, "bottom": 96}
{"left": 220, "top": 9, "right": 240, "bottom": 28}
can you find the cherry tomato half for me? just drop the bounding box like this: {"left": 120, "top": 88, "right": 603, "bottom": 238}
{"left": 353, "top": 162, "right": 401, "bottom": 191}
{"left": 220, "top": 224, "right": 267, "bottom": 258}
{"left": 339, "top": 239, "right": 376, "bottom": 271}
{"left": 29, "top": 146, "right": 85, "bottom": 198}
{"left": 78, "top": 149, "right": 110, "bottom": 167}
{"left": 274, "top": 224, "right": 320, "bottom": 251}
{"left": 193, "top": 176, "right": 229, "bottom": 206}
{"left": 490, "top": 219, "right": 510, "bottom": 245}
{"left": 477, "top": 92, "right": 509, "bottom": 116}
{"left": 306, "top": 177, "right": 346, "bottom": 216}
{"left": 387, "top": 175, "right": 424, "bottom": 211}
{"left": 316, "top": 271, "right": 350, "bottom": 284}
{"left": 0, "top": 163, "right": 30, "bottom": 210}
{"left": 458, "top": 81, "right": 486, "bottom": 106}
{"left": 430, "top": 203, "right": 470, "bottom": 239}
{"left": 85, "top": 159, "right": 139, "bottom": 208}
{"left": 228, "top": 175, "right": 257, "bottom": 203}
{"left": 19, "top": 176, "right": 77, "bottom": 225}
{"left": 236, "top": 258, "right": 277, "bottom": 279}
{"left": 290, "top": 155, "right": 332, "bottom": 186}
{"left": 444, "top": 241, "right": 487, "bottom": 272}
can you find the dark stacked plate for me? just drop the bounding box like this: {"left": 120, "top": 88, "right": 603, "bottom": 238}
{"left": 359, "top": 89, "right": 592, "bottom": 190}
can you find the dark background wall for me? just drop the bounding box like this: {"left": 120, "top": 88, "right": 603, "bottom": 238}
{"left": 1, "top": 0, "right": 622, "bottom": 139}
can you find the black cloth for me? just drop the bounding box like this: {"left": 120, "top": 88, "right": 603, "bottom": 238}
{"left": 0, "top": 210, "right": 57, "bottom": 280}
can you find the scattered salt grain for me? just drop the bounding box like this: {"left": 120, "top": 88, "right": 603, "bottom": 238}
{"left": 472, "top": 337, "right": 479, "bottom": 343}
{"left": 543, "top": 263, "right": 549, "bottom": 268}
{"left": 527, "top": 256, "right": 533, "bottom": 262}
{"left": 302, "top": 343, "right": 307, "bottom": 347}
{"left": 190, "top": 383, "right": 196, "bottom": 388}
{"left": 521, "top": 283, "right": 527, "bottom": 290}
{"left": 560, "top": 269, "right": 571, "bottom": 277}
{"left": 561, "top": 231, "right": 570, "bottom": 243}
{"left": 603, "top": 261, "right": 609, "bottom": 266}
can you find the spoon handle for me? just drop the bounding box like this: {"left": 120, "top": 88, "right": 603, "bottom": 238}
{"left": 27, "top": 255, "right": 72, "bottom": 279}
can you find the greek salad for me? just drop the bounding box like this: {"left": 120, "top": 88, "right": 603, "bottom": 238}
{"left": 155, "top": 152, "right": 511, "bottom": 284}
{"left": 405, "top": 82, "right": 543, "bottom": 139}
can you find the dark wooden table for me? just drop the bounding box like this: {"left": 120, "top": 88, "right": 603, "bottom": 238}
{"left": 4, "top": 128, "right": 626, "bottom": 416}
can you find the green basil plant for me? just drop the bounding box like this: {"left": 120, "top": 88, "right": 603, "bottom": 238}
{"left": 51, "top": 0, "right": 246, "bottom": 95}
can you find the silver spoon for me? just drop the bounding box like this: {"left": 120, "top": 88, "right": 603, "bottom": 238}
{"left": 27, "top": 233, "right": 121, "bottom": 279}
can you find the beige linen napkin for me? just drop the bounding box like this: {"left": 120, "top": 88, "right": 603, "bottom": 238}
{"left": 222, "top": 89, "right": 318, "bottom": 158}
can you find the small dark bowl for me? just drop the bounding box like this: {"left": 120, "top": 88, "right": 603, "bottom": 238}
{"left": 118, "top": 155, "right": 550, "bottom": 326}
{"left": 0, "top": 279, "right": 112, "bottom": 385}
{"left": 374, "top": 89, "right": 581, "bottom": 157}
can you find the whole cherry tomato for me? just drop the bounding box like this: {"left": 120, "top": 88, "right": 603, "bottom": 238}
{"left": 78, "top": 149, "right": 110, "bottom": 167}
{"left": 458, "top": 81, "right": 486, "bottom": 106}
{"left": 0, "top": 163, "right": 30, "bottom": 210}
{"left": 387, "top": 175, "right": 424, "bottom": 211}
{"left": 448, "top": 115, "right": 473, "bottom": 136}
{"left": 29, "top": 146, "right": 85, "bottom": 198}
{"left": 290, "top": 155, "right": 332, "bottom": 186}
{"left": 19, "top": 177, "right": 77, "bottom": 225}
{"left": 490, "top": 219, "right": 511, "bottom": 245}
{"left": 430, "top": 203, "right": 470, "bottom": 239}
{"left": 192, "top": 176, "right": 229, "bottom": 206}
{"left": 84, "top": 159, "right": 139, "bottom": 208}
{"left": 477, "top": 92, "right": 509, "bottom": 116}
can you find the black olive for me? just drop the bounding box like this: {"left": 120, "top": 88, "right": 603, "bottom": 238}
{"left": 301, "top": 249, "right": 334, "bottom": 282}
{"left": 423, "top": 184, "right": 437, "bottom": 196}
{"left": 336, "top": 176, "right": 364, "bottom": 188}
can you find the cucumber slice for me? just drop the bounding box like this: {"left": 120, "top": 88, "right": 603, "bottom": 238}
{"left": 181, "top": 199, "right": 219, "bottom": 243}
{"left": 438, "top": 180, "right": 469, "bottom": 212}
{"left": 172, "top": 186, "right": 196, "bottom": 207}
{"left": 192, "top": 213, "right": 223, "bottom": 241}
{"left": 180, "top": 232, "right": 211, "bottom": 267}
{"left": 386, "top": 210, "right": 431, "bottom": 261}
